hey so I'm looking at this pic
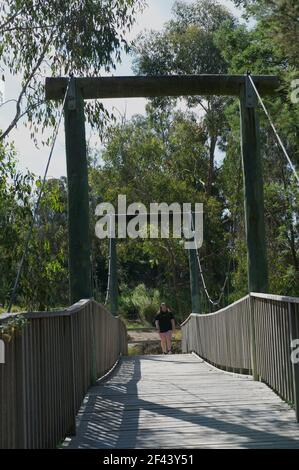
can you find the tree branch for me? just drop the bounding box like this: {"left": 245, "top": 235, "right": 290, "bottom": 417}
{"left": 0, "top": 5, "right": 25, "bottom": 32}
{"left": 0, "top": 38, "right": 51, "bottom": 141}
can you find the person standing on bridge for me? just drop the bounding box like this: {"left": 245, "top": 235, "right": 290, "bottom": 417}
{"left": 155, "top": 303, "right": 175, "bottom": 354}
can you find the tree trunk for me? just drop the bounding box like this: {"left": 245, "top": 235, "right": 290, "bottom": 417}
{"left": 207, "top": 134, "right": 217, "bottom": 194}
{"left": 288, "top": 224, "right": 298, "bottom": 272}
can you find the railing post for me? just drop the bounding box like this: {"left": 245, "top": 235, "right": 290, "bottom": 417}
{"left": 289, "top": 302, "right": 299, "bottom": 422}
{"left": 67, "top": 314, "right": 77, "bottom": 436}
{"left": 90, "top": 302, "right": 97, "bottom": 385}
{"left": 16, "top": 333, "right": 27, "bottom": 448}
{"left": 249, "top": 295, "right": 258, "bottom": 381}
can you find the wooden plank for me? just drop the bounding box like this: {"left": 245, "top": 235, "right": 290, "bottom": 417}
{"left": 45, "top": 75, "right": 279, "bottom": 101}
{"left": 64, "top": 354, "right": 299, "bottom": 449}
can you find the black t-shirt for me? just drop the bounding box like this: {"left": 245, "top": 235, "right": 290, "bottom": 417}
{"left": 155, "top": 310, "right": 174, "bottom": 333}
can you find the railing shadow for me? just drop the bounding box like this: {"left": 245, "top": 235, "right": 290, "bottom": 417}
{"left": 66, "top": 356, "right": 141, "bottom": 449}
{"left": 65, "top": 355, "right": 299, "bottom": 449}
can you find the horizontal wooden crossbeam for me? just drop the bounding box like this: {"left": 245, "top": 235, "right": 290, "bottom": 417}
{"left": 45, "top": 74, "right": 279, "bottom": 100}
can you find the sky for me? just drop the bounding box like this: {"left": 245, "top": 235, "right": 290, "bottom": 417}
{"left": 0, "top": 0, "right": 242, "bottom": 178}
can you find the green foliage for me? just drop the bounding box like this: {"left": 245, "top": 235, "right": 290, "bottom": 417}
{"left": 0, "top": 142, "right": 34, "bottom": 306}
{"left": 119, "top": 284, "right": 160, "bottom": 325}
{"left": 214, "top": 1, "right": 299, "bottom": 297}
{"left": 0, "top": 143, "right": 69, "bottom": 310}
{"left": 0, "top": 315, "right": 28, "bottom": 342}
{"left": 133, "top": 0, "right": 235, "bottom": 193}
{"left": 232, "top": 0, "right": 299, "bottom": 67}
{"left": 0, "top": 0, "right": 298, "bottom": 315}
{"left": 0, "top": 0, "right": 145, "bottom": 141}
{"left": 90, "top": 104, "right": 233, "bottom": 317}
{"left": 132, "top": 284, "right": 160, "bottom": 325}
{"left": 119, "top": 286, "right": 140, "bottom": 321}
{"left": 118, "top": 283, "right": 161, "bottom": 325}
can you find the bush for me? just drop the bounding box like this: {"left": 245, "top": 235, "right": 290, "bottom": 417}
{"left": 119, "top": 283, "right": 161, "bottom": 325}
{"left": 143, "top": 303, "right": 158, "bottom": 325}
{"left": 119, "top": 295, "right": 139, "bottom": 320}
{"left": 131, "top": 284, "right": 160, "bottom": 325}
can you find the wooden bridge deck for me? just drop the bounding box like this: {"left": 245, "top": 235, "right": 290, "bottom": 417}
{"left": 64, "top": 354, "right": 299, "bottom": 449}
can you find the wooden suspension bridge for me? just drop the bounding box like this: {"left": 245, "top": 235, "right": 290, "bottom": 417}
{"left": 0, "top": 74, "right": 299, "bottom": 449}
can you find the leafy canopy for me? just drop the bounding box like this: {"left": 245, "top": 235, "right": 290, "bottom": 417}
{"left": 0, "top": 0, "right": 145, "bottom": 141}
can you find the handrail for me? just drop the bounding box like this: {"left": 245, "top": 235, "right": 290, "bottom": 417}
{"left": 0, "top": 299, "right": 128, "bottom": 449}
{"left": 250, "top": 292, "right": 299, "bottom": 304}
{"left": 180, "top": 295, "right": 250, "bottom": 326}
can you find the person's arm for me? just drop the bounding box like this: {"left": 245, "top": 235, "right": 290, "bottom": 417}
{"left": 168, "top": 309, "right": 175, "bottom": 333}
{"left": 155, "top": 319, "right": 160, "bottom": 332}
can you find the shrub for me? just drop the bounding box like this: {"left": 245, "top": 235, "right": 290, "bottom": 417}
{"left": 119, "top": 284, "right": 161, "bottom": 325}
{"left": 143, "top": 303, "right": 158, "bottom": 325}
{"left": 131, "top": 284, "right": 160, "bottom": 325}
{"left": 119, "top": 295, "right": 139, "bottom": 320}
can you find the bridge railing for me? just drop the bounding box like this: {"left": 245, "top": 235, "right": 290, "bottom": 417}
{"left": 181, "top": 295, "right": 252, "bottom": 373}
{"left": 0, "top": 299, "right": 127, "bottom": 449}
{"left": 251, "top": 293, "right": 299, "bottom": 418}
{"left": 181, "top": 293, "right": 299, "bottom": 421}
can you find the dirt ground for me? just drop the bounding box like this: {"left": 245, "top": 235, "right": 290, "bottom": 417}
{"left": 127, "top": 330, "right": 160, "bottom": 343}
{"left": 127, "top": 329, "right": 182, "bottom": 355}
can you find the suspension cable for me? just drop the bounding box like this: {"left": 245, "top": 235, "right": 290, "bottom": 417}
{"left": 191, "top": 151, "right": 242, "bottom": 306}
{"left": 190, "top": 213, "right": 232, "bottom": 307}
{"left": 248, "top": 74, "right": 299, "bottom": 185}
{"left": 7, "top": 79, "right": 71, "bottom": 312}
{"left": 101, "top": 209, "right": 233, "bottom": 308}
{"left": 104, "top": 110, "right": 126, "bottom": 305}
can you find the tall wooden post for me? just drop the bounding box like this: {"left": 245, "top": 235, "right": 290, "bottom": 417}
{"left": 240, "top": 77, "right": 268, "bottom": 294}
{"left": 64, "top": 79, "right": 92, "bottom": 304}
{"left": 240, "top": 76, "right": 268, "bottom": 382}
{"left": 109, "top": 237, "right": 118, "bottom": 316}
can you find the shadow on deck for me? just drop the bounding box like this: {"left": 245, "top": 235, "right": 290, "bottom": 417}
{"left": 64, "top": 354, "right": 299, "bottom": 449}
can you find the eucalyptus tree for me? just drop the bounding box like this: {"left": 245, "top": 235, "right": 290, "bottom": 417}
{"left": 133, "top": 0, "right": 236, "bottom": 193}
{"left": 0, "top": 0, "right": 145, "bottom": 141}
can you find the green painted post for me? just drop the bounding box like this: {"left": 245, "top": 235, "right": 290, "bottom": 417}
{"left": 239, "top": 78, "right": 268, "bottom": 294}
{"left": 109, "top": 237, "right": 118, "bottom": 316}
{"left": 64, "top": 79, "right": 92, "bottom": 304}
{"left": 240, "top": 76, "right": 268, "bottom": 382}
